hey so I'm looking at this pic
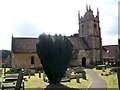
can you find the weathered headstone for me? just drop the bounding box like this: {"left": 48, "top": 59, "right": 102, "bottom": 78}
{"left": 0, "top": 68, "right": 2, "bottom": 77}
{"left": 82, "top": 71, "right": 86, "bottom": 80}
{"left": 74, "top": 67, "right": 84, "bottom": 74}
{"left": 4, "top": 68, "right": 6, "bottom": 76}
{"left": 28, "top": 74, "right": 31, "bottom": 79}
{"left": 101, "top": 67, "right": 108, "bottom": 76}
{"left": 15, "top": 69, "right": 24, "bottom": 90}
{"left": 39, "top": 71, "right": 41, "bottom": 78}
{"left": 43, "top": 71, "right": 46, "bottom": 82}
{"left": 61, "top": 68, "right": 71, "bottom": 82}
{"left": 76, "top": 74, "right": 80, "bottom": 83}
{"left": 65, "top": 68, "right": 71, "bottom": 79}
{"left": 30, "top": 69, "right": 35, "bottom": 75}
{"left": 0, "top": 82, "right": 1, "bottom": 89}
{"left": 102, "top": 67, "right": 105, "bottom": 72}
{"left": 28, "top": 70, "right": 31, "bottom": 79}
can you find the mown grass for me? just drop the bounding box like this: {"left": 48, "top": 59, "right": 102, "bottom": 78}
{"left": 61, "top": 72, "right": 92, "bottom": 89}
{"left": 24, "top": 74, "right": 48, "bottom": 89}
{"left": 93, "top": 68, "right": 118, "bottom": 89}
{"left": 1, "top": 68, "right": 92, "bottom": 89}
{"left": 2, "top": 68, "right": 11, "bottom": 76}
{"left": 24, "top": 72, "right": 92, "bottom": 89}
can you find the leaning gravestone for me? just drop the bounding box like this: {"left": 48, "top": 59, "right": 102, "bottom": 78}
{"left": 15, "top": 69, "right": 24, "bottom": 90}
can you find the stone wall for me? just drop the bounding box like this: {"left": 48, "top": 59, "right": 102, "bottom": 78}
{"left": 11, "top": 53, "right": 42, "bottom": 69}
{"left": 69, "top": 50, "right": 90, "bottom": 67}
{"left": 78, "top": 50, "right": 89, "bottom": 66}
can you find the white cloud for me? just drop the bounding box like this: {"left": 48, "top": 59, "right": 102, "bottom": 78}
{"left": 102, "top": 35, "right": 118, "bottom": 45}
{"left": 0, "top": 0, "right": 119, "bottom": 50}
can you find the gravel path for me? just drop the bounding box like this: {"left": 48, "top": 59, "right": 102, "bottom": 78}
{"left": 85, "top": 69, "right": 107, "bottom": 90}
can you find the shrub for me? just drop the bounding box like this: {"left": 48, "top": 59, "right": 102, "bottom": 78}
{"left": 36, "top": 34, "right": 73, "bottom": 84}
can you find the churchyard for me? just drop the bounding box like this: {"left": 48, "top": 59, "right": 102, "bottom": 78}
{"left": 1, "top": 67, "right": 91, "bottom": 89}
{"left": 0, "top": 35, "right": 119, "bottom": 89}
{"left": 0, "top": 65, "right": 119, "bottom": 89}
{"left": 93, "top": 67, "right": 118, "bottom": 88}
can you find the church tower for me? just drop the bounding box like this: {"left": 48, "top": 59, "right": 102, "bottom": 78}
{"left": 78, "top": 5, "right": 102, "bottom": 65}
{"left": 78, "top": 5, "right": 100, "bottom": 37}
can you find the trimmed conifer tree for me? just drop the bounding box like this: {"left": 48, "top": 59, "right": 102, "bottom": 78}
{"left": 36, "top": 34, "right": 73, "bottom": 84}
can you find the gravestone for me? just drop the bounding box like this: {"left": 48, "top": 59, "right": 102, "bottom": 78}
{"left": 102, "top": 67, "right": 105, "bottom": 72}
{"left": 39, "top": 71, "right": 41, "bottom": 78}
{"left": 65, "top": 68, "right": 72, "bottom": 79}
{"left": 76, "top": 74, "right": 80, "bottom": 83}
{"left": 96, "top": 65, "right": 106, "bottom": 70}
{"left": 82, "top": 71, "right": 86, "bottom": 80}
{"left": 2, "top": 69, "right": 24, "bottom": 90}
{"left": 43, "top": 71, "right": 47, "bottom": 82}
{"left": 0, "top": 68, "right": 2, "bottom": 76}
{"left": 15, "top": 69, "right": 24, "bottom": 90}
{"left": 0, "top": 82, "right": 1, "bottom": 89}
{"left": 4, "top": 68, "right": 6, "bottom": 76}
{"left": 61, "top": 68, "right": 71, "bottom": 82}
{"left": 101, "top": 67, "right": 108, "bottom": 76}
{"left": 74, "top": 67, "right": 84, "bottom": 74}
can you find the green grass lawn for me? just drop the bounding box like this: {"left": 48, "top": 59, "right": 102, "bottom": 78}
{"left": 1, "top": 68, "right": 92, "bottom": 89}
{"left": 61, "top": 73, "right": 91, "bottom": 89}
{"left": 2, "top": 68, "right": 11, "bottom": 76}
{"left": 24, "top": 72, "right": 92, "bottom": 89}
{"left": 93, "top": 68, "right": 118, "bottom": 89}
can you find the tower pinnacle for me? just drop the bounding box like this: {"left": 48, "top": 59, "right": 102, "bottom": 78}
{"left": 12, "top": 33, "right": 13, "bottom": 38}
{"left": 86, "top": 4, "right": 88, "bottom": 11}
{"left": 97, "top": 7, "right": 99, "bottom": 16}
{"left": 78, "top": 10, "right": 80, "bottom": 33}
{"left": 89, "top": 5, "right": 91, "bottom": 11}
{"left": 78, "top": 10, "right": 80, "bottom": 19}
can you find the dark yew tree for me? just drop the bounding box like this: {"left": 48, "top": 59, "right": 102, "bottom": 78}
{"left": 36, "top": 34, "right": 73, "bottom": 84}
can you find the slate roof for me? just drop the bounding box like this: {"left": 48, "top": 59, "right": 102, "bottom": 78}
{"left": 12, "top": 35, "right": 90, "bottom": 53}
{"left": 102, "top": 45, "right": 118, "bottom": 59}
{"left": 12, "top": 37, "right": 38, "bottom": 53}
{"left": 12, "top": 36, "right": 118, "bottom": 55}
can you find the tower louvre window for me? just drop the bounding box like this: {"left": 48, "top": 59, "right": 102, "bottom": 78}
{"left": 94, "top": 24, "right": 97, "bottom": 28}
{"left": 81, "top": 24, "right": 84, "bottom": 34}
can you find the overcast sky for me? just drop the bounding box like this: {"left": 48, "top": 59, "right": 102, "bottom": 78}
{"left": 0, "top": 0, "right": 119, "bottom": 50}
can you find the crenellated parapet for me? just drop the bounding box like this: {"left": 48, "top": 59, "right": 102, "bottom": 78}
{"left": 78, "top": 5, "right": 99, "bottom": 24}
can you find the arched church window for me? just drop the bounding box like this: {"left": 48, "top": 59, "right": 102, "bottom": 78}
{"left": 94, "top": 24, "right": 97, "bottom": 28}
{"left": 31, "top": 56, "right": 35, "bottom": 64}
{"left": 82, "top": 25, "right": 84, "bottom": 29}
{"left": 94, "top": 24, "right": 97, "bottom": 36}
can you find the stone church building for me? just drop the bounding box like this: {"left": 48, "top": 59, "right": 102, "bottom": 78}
{"left": 11, "top": 37, "right": 42, "bottom": 69}
{"left": 69, "top": 5, "right": 102, "bottom": 67}
{"left": 11, "top": 5, "right": 102, "bottom": 69}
